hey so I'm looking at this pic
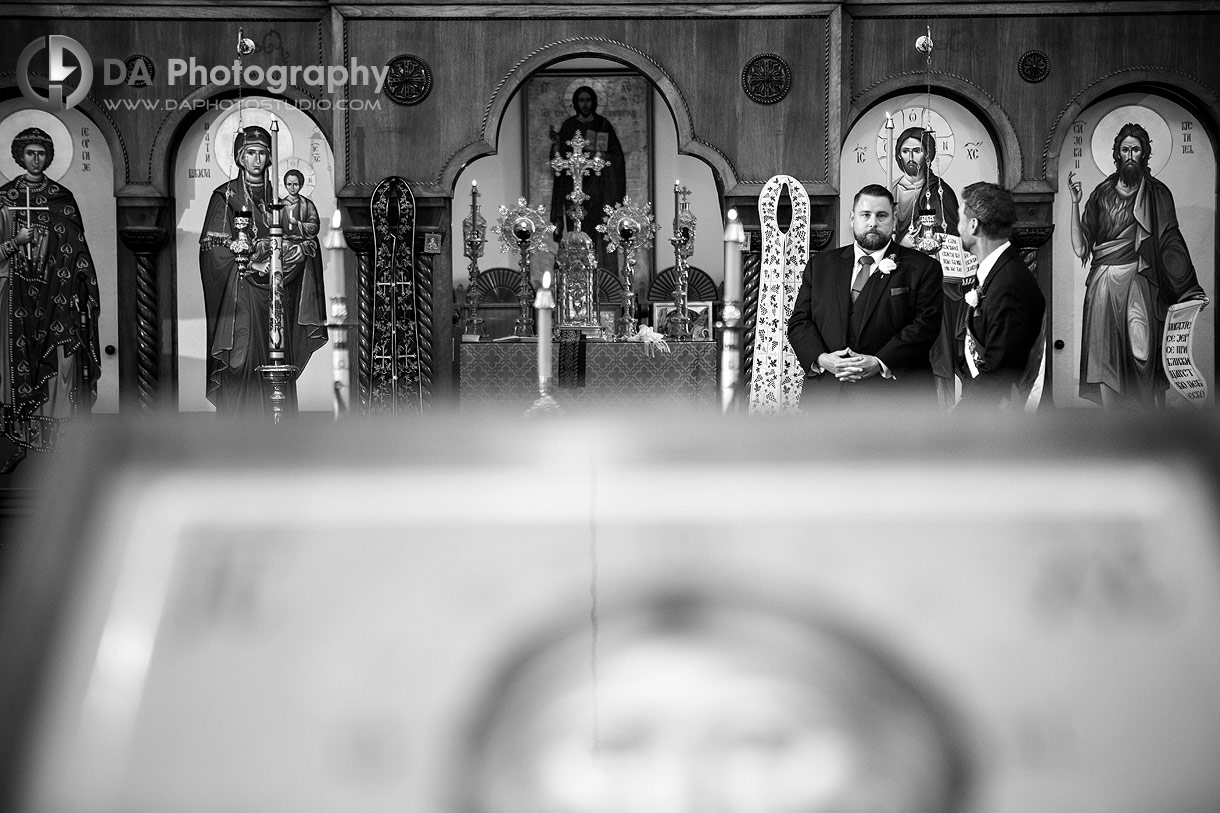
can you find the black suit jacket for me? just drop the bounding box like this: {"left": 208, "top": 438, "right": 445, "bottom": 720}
{"left": 787, "top": 242, "right": 943, "bottom": 401}
{"left": 960, "top": 245, "right": 1046, "bottom": 407}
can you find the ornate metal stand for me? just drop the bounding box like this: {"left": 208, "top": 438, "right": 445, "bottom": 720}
{"left": 256, "top": 203, "right": 299, "bottom": 423}
{"left": 550, "top": 131, "right": 608, "bottom": 335}
{"left": 462, "top": 181, "right": 487, "bottom": 338}
{"left": 667, "top": 181, "right": 697, "bottom": 341}
{"left": 599, "top": 196, "right": 657, "bottom": 339}
{"left": 494, "top": 198, "right": 554, "bottom": 337}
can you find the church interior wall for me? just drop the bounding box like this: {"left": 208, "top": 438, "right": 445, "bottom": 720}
{"left": 0, "top": 0, "right": 1217, "bottom": 419}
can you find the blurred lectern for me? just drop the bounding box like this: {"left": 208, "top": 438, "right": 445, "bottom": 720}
{"left": 1, "top": 409, "right": 1219, "bottom": 812}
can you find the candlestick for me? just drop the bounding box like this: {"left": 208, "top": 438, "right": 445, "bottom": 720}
{"left": 269, "top": 118, "right": 280, "bottom": 198}
{"left": 885, "top": 111, "right": 895, "bottom": 192}
{"left": 720, "top": 208, "right": 745, "bottom": 413}
{"left": 323, "top": 209, "right": 352, "bottom": 419}
{"left": 526, "top": 270, "right": 559, "bottom": 415}
{"left": 723, "top": 208, "right": 744, "bottom": 302}
{"left": 463, "top": 180, "right": 487, "bottom": 338}
{"left": 324, "top": 209, "right": 346, "bottom": 293}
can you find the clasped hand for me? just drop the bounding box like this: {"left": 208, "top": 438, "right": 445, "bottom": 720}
{"left": 817, "top": 348, "right": 880, "bottom": 382}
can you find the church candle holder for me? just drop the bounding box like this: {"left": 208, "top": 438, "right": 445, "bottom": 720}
{"left": 668, "top": 181, "right": 697, "bottom": 341}
{"left": 463, "top": 180, "right": 487, "bottom": 338}
{"left": 599, "top": 196, "right": 657, "bottom": 339}
{"left": 256, "top": 203, "right": 298, "bottom": 423}
{"left": 494, "top": 198, "right": 554, "bottom": 338}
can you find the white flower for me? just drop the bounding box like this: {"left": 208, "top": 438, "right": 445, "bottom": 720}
{"left": 877, "top": 254, "right": 898, "bottom": 274}
{"left": 965, "top": 288, "right": 980, "bottom": 308}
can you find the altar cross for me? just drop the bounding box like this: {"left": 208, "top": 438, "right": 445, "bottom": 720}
{"left": 550, "top": 131, "right": 609, "bottom": 234}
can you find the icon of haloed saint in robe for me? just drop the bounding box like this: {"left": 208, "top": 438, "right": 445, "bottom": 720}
{"left": 548, "top": 85, "right": 627, "bottom": 267}
{"left": 0, "top": 127, "right": 101, "bottom": 474}
{"left": 199, "top": 126, "right": 326, "bottom": 415}
{"left": 1068, "top": 122, "right": 1208, "bottom": 408}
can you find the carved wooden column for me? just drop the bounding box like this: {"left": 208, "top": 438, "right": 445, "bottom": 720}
{"left": 1013, "top": 222, "right": 1056, "bottom": 403}
{"left": 118, "top": 225, "right": 170, "bottom": 413}
{"left": 1012, "top": 223, "right": 1055, "bottom": 282}
{"left": 741, "top": 229, "right": 763, "bottom": 389}
{"left": 344, "top": 226, "right": 375, "bottom": 414}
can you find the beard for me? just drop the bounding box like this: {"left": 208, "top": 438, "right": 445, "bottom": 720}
{"left": 855, "top": 228, "right": 889, "bottom": 251}
{"left": 904, "top": 160, "right": 922, "bottom": 177}
{"left": 1118, "top": 159, "right": 1143, "bottom": 187}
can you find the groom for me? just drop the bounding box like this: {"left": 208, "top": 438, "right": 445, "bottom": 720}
{"left": 787, "top": 184, "right": 943, "bottom": 404}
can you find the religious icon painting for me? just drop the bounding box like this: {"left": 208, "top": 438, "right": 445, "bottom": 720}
{"left": 172, "top": 98, "right": 339, "bottom": 413}
{"left": 523, "top": 70, "right": 655, "bottom": 283}
{"left": 1052, "top": 92, "right": 1215, "bottom": 409}
{"left": 0, "top": 100, "right": 118, "bottom": 415}
{"left": 651, "top": 301, "right": 713, "bottom": 341}
{"left": 839, "top": 93, "right": 999, "bottom": 249}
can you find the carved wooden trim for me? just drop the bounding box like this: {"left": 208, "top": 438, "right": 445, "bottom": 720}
{"left": 344, "top": 227, "right": 375, "bottom": 413}
{"left": 118, "top": 226, "right": 169, "bottom": 413}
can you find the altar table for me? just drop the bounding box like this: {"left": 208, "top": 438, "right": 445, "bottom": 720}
{"left": 458, "top": 340, "right": 718, "bottom": 413}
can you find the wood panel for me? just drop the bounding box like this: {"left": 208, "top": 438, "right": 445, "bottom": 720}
{"left": 344, "top": 13, "right": 831, "bottom": 196}
{"left": 849, "top": 13, "right": 1220, "bottom": 185}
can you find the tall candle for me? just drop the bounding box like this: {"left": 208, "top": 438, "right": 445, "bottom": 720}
{"left": 723, "top": 208, "right": 744, "bottom": 302}
{"left": 534, "top": 270, "right": 555, "bottom": 392}
{"left": 324, "top": 209, "right": 346, "bottom": 294}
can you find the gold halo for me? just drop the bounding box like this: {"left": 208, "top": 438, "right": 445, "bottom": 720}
{"left": 0, "top": 109, "right": 74, "bottom": 182}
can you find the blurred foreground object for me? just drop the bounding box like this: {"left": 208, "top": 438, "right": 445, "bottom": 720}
{"left": 1, "top": 409, "right": 1219, "bottom": 812}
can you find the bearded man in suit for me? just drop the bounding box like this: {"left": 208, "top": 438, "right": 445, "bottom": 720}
{"left": 787, "top": 184, "right": 943, "bottom": 404}
{"left": 957, "top": 182, "right": 1045, "bottom": 409}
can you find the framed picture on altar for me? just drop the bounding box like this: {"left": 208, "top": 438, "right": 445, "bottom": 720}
{"left": 652, "top": 301, "right": 714, "bottom": 341}
{"left": 596, "top": 304, "right": 619, "bottom": 336}
{"left": 523, "top": 70, "right": 654, "bottom": 281}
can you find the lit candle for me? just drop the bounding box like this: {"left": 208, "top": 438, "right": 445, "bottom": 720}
{"left": 534, "top": 270, "right": 555, "bottom": 393}
{"left": 324, "top": 208, "right": 346, "bottom": 295}
{"left": 723, "top": 208, "right": 744, "bottom": 302}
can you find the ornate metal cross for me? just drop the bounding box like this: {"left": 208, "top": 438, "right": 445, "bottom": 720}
{"left": 549, "top": 131, "right": 609, "bottom": 234}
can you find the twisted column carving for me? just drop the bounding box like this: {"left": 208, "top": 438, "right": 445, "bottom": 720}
{"left": 345, "top": 227, "right": 375, "bottom": 414}
{"left": 741, "top": 248, "right": 763, "bottom": 388}
{"left": 118, "top": 226, "right": 169, "bottom": 413}
{"left": 414, "top": 243, "right": 435, "bottom": 411}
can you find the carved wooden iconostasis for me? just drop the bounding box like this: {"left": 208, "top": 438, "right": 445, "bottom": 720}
{"left": 173, "top": 98, "right": 339, "bottom": 412}
{"left": 1051, "top": 93, "right": 1216, "bottom": 408}
{"left": 0, "top": 101, "right": 117, "bottom": 413}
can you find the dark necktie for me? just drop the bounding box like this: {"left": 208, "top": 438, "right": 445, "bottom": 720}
{"left": 852, "top": 256, "right": 875, "bottom": 302}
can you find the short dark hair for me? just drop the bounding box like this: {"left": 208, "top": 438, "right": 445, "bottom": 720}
{"left": 572, "top": 85, "right": 598, "bottom": 114}
{"left": 961, "top": 182, "right": 1016, "bottom": 239}
{"left": 852, "top": 183, "right": 895, "bottom": 210}
{"left": 894, "top": 127, "right": 936, "bottom": 171}
{"left": 284, "top": 169, "right": 305, "bottom": 185}
{"left": 11, "top": 127, "right": 54, "bottom": 168}
{"left": 1111, "top": 122, "right": 1152, "bottom": 170}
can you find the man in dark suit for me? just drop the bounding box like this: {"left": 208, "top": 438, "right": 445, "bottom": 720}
{"left": 787, "top": 184, "right": 943, "bottom": 404}
{"left": 957, "top": 182, "right": 1046, "bottom": 409}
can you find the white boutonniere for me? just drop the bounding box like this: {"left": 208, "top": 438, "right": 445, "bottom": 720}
{"left": 877, "top": 254, "right": 898, "bottom": 275}
{"left": 965, "top": 288, "right": 981, "bottom": 308}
